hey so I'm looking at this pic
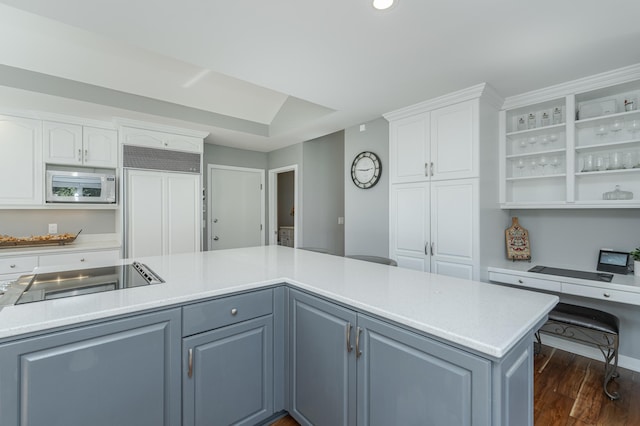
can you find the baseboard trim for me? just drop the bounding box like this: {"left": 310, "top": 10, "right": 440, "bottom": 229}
{"left": 539, "top": 334, "right": 640, "bottom": 373}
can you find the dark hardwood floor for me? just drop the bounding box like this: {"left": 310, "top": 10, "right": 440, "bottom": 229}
{"left": 270, "top": 345, "right": 640, "bottom": 426}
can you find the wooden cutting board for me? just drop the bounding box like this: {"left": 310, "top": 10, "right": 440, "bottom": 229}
{"left": 505, "top": 217, "right": 531, "bottom": 261}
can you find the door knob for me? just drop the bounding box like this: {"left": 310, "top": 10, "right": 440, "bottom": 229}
{"left": 213, "top": 236, "right": 219, "bottom": 241}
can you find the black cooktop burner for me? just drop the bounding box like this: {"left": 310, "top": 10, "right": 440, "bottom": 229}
{"left": 528, "top": 265, "right": 613, "bottom": 282}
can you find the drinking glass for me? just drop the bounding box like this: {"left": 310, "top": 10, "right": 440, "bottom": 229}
{"left": 550, "top": 156, "right": 561, "bottom": 172}
{"left": 529, "top": 158, "right": 538, "bottom": 176}
{"left": 549, "top": 133, "right": 558, "bottom": 144}
{"left": 538, "top": 156, "right": 548, "bottom": 174}
{"left": 582, "top": 154, "right": 594, "bottom": 172}
{"left": 595, "top": 155, "right": 608, "bottom": 171}
{"left": 540, "top": 134, "right": 550, "bottom": 146}
{"left": 627, "top": 119, "right": 640, "bottom": 138}
{"left": 609, "top": 152, "right": 623, "bottom": 170}
{"left": 519, "top": 139, "right": 527, "bottom": 152}
{"left": 623, "top": 152, "right": 635, "bottom": 169}
{"left": 528, "top": 136, "right": 538, "bottom": 147}
{"left": 595, "top": 123, "right": 608, "bottom": 138}
{"left": 515, "top": 159, "right": 526, "bottom": 177}
{"left": 611, "top": 119, "right": 624, "bottom": 138}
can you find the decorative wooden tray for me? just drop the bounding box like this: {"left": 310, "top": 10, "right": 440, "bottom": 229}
{"left": 0, "top": 230, "right": 82, "bottom": 249}
{"left": 505, "top": 218, "right": 531, "bottom": 261}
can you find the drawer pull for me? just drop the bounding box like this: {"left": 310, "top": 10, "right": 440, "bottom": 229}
{"left": 603, "top": 293, "right": 611, "bottom": 298}
{"left": 80, "top": 258, "right": 85, "bottom": 262}
{"left": 10, "top": 264, "right": 16, "bottom": 268}
{"left": 518, "top": 279, "right": 523, "bottom": 284}
{"left": 230, "top": 308, "right": 238, "bottom": 316}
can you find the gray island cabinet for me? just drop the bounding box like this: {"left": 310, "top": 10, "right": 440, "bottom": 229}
{"left": 289, "top": 288, "right": 534, "bottom": 426}
{"left": 0, "top": 308, "right": 182, "bottom": 426}
{"left": 0, "top": 246, "right": 556, "bottom": 426}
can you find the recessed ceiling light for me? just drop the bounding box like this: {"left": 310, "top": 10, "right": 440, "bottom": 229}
{"left": 372, "top": 0, "right": 396, "bottom": 10}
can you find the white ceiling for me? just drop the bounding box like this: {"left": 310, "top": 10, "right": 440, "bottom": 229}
{"left": 1, "top": 0, "right": 640, "bottom": 152}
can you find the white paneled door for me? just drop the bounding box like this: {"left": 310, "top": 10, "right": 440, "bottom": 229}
{"left": 209, "top": 166, "right": 265, "bottom": 250}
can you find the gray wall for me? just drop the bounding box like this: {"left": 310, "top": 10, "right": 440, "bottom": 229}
{"left": 344, "top": 118, "right": 389, "bottom": 257}
{"left": 507, "top": 209, "right": 640, "bottom": 271}
{"left": 0, "top": 210, "right": 116, "bottom": 236}
{"left": 302, "top": 131, "right": 345, "bottom": 256}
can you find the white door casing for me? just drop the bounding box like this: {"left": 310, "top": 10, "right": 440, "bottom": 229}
{"left": 208, "top": 165, "right": 265, "bottom": 250}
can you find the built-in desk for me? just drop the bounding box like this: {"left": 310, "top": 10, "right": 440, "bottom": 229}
{"left": 488, "top": 262, "right": 640, "bottom": 306}
{"left": 488, "top": 262, "right": 640, "bottom": 372}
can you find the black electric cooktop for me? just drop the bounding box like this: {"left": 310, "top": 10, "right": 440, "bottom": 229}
{"left": 528, "top": 265, "right": 613, "bottom": 282}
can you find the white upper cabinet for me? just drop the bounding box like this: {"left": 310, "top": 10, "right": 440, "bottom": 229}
{"left": 500, "top": 63, "right": 640, "bottom": 209}
{"left": 0, "top": 115, "right": 43, "bottom": 205}
{"left": 389, "top": 100, "right": 477, "bottom": 184}
{"left": 430, "top": 101, "right": 477, "bottom": 181}
{"left": 121, "top": 127, "right": 203, "bottom": 153}
{"left": 389, "top": 113, "right": 430, "bottom": 183}
{"left": 43, "top": 121, "right": 117, "bottom": 168}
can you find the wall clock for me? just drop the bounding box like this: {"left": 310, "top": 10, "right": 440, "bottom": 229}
{"left": 351, "top": 151, "right": 381, "bottom": 189}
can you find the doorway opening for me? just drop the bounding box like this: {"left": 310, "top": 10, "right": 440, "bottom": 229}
{"left": 268, "top": 165, "right": 298, "bottom": 248}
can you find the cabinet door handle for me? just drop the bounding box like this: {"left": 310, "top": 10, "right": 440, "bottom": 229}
{"left": 346, "top": 323, "right": 353, "bottom": 353}
{"left": 230, "top": 308, "right": 238, "bottom": 316}
{"left": 424, "top": 163, "right": 428, "bottom": 177}
{"left": 188, "top": 348, "right": 193, "bottom": 378}
{"left": 355, "top": 327, "right": 363, "bottom": 358}
{"left": 84, "top": 149, "right": 89, "bottom": 160}
{"left": 430, "top": 162, "right": 434, "bottom": 177}
{"left": 424, "top": 242, "right": 428, "bottom": 255}
{"left": 78, "top": 148, "right": 82, "bottom": 162}
{"left": 430, "top": 242, "right": 434, "bottom": 256}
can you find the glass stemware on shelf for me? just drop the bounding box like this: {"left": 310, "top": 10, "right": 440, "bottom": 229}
{"left": 515, "top": 158, "right": 526, "bottom": 177}
{"left": 628, "top": 119, "right": 640, "bottom": 138}
{"left": 595, "top": 123, "right": 609, "bottom": 139}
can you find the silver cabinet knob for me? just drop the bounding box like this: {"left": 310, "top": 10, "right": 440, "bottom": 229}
{"left": 9, "top": 264, "right": 16, "bottom": 268}
{"left": 231, "top": 308, "right": 238, "bottom": 316}
{"left": 213, "top": 236, "right": 219, "bottom": 241}
{"left": 80, "top": 258, "right": 85, "bottom": 262}
{"left": 518, "top": 279, "right": 523, "bottom": 284}
{"left": 603, "top": 293, "right": 611, "bottom": 298}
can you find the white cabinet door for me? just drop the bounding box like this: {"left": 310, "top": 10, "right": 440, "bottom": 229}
{"left": 83, "top": 127, "right": 117, "bottom": 168}
{"left": 126, "top": 170, "right": 201, "bottom": 258}
{"left": 164, "top": 134, "right": 203, "bottom": 153}
{"left": 122, "top": 127, "right": 202, "bottom": 153}
{"left": 389, "top": 182, "right": 430, "bottom": 271}
{"left": 389, "top": 113, "right": 430, "bottom": 183}
{"left": 430, "top": 179, "right": 477, "bottom": 280}
{"left": 0, "top": 116, "right": 43, "bottom": 205}
{"left": 430, "top": 100, "right": 477, "bottom": 181}
{"left": 126, "top": 170, "right": 165, "bottom": 258}
{"left": 165, "top": 174, "right": 200, "bottom": 254}
{"left": 43, "top": 121, "right": 83, "bottom": 165}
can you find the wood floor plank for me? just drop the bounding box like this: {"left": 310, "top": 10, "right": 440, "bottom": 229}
{"left": 569, "top": 362, "right": 605, "bottom": 424}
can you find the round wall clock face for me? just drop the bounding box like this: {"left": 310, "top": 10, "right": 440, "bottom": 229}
{"left": 351, "top": 151, "right": 381, "bottom": 189}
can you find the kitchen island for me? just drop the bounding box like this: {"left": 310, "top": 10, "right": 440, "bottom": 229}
{"left": 0, "top": 246, "right": 558, "bottom": 426}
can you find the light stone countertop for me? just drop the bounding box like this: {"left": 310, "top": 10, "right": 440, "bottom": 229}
{"left": 0, "top": 246, "right": 558, "bottom": 358}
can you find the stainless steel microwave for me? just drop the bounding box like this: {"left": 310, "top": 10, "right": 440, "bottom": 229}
{"left": 46, "top": 170, "right": 116, "bottom": 203}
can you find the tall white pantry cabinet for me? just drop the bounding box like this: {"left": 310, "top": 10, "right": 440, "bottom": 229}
{"left": 385, "top": 84, "right": 506, "bottom": 281}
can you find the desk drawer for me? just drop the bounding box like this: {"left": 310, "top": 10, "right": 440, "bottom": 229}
{"left": 489, "top": 272, "right": 562, "bottom": 292}
{"left": 0, "top": 256, "right": 38, "bottom": 275}
{"left": 562, "top": 282, "right": 640, "bottom": 305}
{"left": 182, "top": 289, "right": 273, "bottom": 336}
